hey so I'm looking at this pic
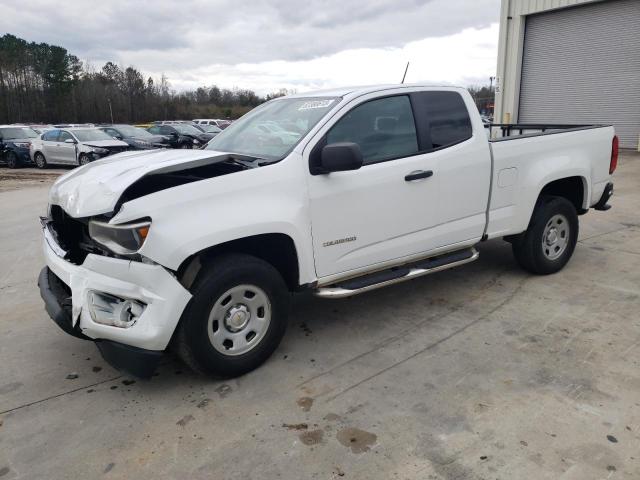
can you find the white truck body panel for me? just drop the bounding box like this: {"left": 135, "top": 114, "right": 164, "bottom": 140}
{"left": 39, "top": 85, "right": 615, "bottom": 352}
{"left": 486, "top": 125, "right": 614, "bottom": 238}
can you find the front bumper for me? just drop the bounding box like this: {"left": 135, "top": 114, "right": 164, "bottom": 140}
{"left": 39, "top": 234, "right": 192, "bottom": 376}
{"left": 16, "top": 147, "right": 31, "bottom": 162}
{"left": 38, "top": 267, "right": 163, "bottom": 377}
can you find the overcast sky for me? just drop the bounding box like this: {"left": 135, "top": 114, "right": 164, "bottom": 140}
{"left": 1, "top": 0, "right": 501, "bottom": 94}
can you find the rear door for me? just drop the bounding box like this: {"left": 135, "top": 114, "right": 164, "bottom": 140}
{"left": 41, "top": 130, "right": 61, "bottom": 162}
{"left": 56, "top": 130, "right": 78, "bottom": 164}
{"left": 409, "top": 91, "right": 491, "bottom": 247}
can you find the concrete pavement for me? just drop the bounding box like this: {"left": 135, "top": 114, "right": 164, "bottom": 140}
{"left": 0, "top": 158, "right": 639, "bottom": 479}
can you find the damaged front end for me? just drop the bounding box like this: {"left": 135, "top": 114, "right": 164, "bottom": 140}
{"left": 38, "top": 151, "right": 264, "bottom": 377}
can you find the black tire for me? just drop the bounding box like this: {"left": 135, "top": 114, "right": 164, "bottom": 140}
{"left": 180, "top": 142, "right": 191, "bottom": 149}
{"left": 512, "top": 195, "right": 579, "bottom": 275}
{"left": 34, "top": 152, "right": 47, "bottom": 169}
{"left": 79, "top": 153, "right": 91, "bottom": 166}
{"left": 6, "top": 151, "right": 21, "bottom": 169}
{"left": 174, "top": 253, "right": 290, "bottom": 378}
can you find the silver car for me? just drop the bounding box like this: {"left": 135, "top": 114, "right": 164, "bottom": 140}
{"left": 30, "top": 127, "right": 130, "bottom": 168}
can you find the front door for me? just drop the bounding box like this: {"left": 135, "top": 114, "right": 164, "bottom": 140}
{"left": 307, "top": 93, "right": 442, "bottom": 278}
{"left": 56, "top": 130, "right": 77, "bottom": 164}
{"left": 41, "top": 130, "right": 60, "bottom": 162}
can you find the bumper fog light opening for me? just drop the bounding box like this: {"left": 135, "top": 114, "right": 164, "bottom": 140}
{"left": 88, "top": 291, "right": 146, "bottom": 328}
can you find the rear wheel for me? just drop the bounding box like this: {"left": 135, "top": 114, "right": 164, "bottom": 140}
{"left": 34, "top": 152, "right": 47, "bottom": 169}
{"left": 512, "top": 196, "right": 579, "bottom": 275}
{"left": 6, "top": 151, "right": 21, "bottom": 169}
{"left": 175, "top": 254, "right": 290, "bottom": 378}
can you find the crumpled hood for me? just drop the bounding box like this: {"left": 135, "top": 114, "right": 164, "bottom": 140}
{"left": 49, "top": 148, "right": 231, "bottom": 218}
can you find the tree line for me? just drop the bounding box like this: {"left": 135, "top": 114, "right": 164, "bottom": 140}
{"left": 0, "top": 34, "right": 288, "bottom": 125}
{"left": 0, "top": 33, "right": 495, "bottom": 125}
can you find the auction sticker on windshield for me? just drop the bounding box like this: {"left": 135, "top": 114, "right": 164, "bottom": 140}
{"left": 298, "top": 99, "right": 335, "bottom": 111}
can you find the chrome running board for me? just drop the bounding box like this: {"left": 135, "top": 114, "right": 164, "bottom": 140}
{"left": 314, "top": 247, "right": 479, "bottom": 299}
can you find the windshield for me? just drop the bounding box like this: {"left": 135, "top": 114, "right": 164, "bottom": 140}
{"left": 0, "top": 127, "right": 39, "bottom": 140}
{"left": 115, "top": 125, "right": 152, "bottom": 137}
{"left": 173, "top": 124, "right": 203, "bottom": 135}
{"left": 72, "top": 129, "right": 116, "bottom": 142}
{"left": 205, "top": 97, "right": 338, "bottom": 160}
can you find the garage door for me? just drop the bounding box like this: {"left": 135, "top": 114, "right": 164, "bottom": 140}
{"left": 519, "top": 0, "right": 640, "bottom": 149}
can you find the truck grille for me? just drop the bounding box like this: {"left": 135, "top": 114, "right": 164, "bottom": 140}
{"left": 49, "top": 206, "right": 108, "bottom": 264}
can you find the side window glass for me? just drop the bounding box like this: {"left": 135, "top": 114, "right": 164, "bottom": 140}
{"left": 44, "top": 130, "right": 59, "bottom": 141}
{"left": 326, "top": 96, "right": 418, "bottom": 165}
{"left": 412, "top": 91, "right": 472, "bottom": 150}
{"left": 160, "top": 126, "right": 173, "bottom": 135}
{"left": 148, "top": 126, "right": 159, "bottom": 134}
{"left": 58, "top": 131, "right": 73, "bottom": 142}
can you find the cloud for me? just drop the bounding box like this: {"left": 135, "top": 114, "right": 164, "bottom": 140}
{"left": 155, "top": 23, "right": 500, "bottom": 94}
{"left": 0, "top": 0, "right": 500, "bottom": 93}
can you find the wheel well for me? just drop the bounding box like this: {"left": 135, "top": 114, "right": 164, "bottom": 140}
{"left": 177, "top": 233, "right": 300, "bottom": 291}
{"left": 539, "top": 177, "right": 586, "bottom": 214}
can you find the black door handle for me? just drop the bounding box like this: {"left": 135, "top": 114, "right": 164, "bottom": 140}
{"left": 405, "top": 170, "right": 433, "bottom": 182}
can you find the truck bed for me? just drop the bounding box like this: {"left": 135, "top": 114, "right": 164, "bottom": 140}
{"left": 486, "top": 123, "right": 611, "bottom": 141}
{"left": 485, "top": 123, "right": 615, "bottom": 239}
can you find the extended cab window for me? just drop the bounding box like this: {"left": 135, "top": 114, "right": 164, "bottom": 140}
{"left": 412, "top": 91, "right": 472, "bottom": 150}
{"left": 327, "top": 96, "right": 418, "bottom": 165}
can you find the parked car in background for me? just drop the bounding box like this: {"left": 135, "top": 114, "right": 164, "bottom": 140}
{"left": 249, "top": 122, "right": 300, "bottom": 144}
{"left": 194, "top": 124, "right": 222, "bottom": 137}
{"left": 27, "top": 124, "right": 54, "bottom": 134}
{"left": 98, "top": 124, "right": 170, "bottom": 150}
{"left": 30, "top": 128, "right": 129, "bottom": 168}
{"left": 193, "top": 119, "right": 232, "bottom": 129}
{"left": 0, "top": 125, "right": 39, "bottom": 168}
{"left": 53, "top": 123, "right": 95, "bottom": 128}
{"left": 147, "top": 123, "right": 214, "bottom": 149}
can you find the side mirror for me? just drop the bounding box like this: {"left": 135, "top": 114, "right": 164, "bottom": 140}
{"left": 320, "top": 142, "right": 363, "bottom": 173}
{"left": 64, "top": 138, "right": 76, "bottom": 144}
{"left": 115, "top": 134, "right": 123, "bottom": 140}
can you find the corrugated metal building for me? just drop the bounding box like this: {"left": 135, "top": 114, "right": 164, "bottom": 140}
{"left": 494, "top": 0, "right": 640, "bottom": 149}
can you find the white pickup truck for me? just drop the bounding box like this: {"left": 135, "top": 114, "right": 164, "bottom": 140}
{"left": 38, "top": 85, "right": 617, "bottom": 378}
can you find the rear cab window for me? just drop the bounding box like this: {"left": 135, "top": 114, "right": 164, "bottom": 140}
{"left": 410, "top": 91, "right": 472, "bottom": 151}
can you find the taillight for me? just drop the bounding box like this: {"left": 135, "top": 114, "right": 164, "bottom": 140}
{"left": 610, "top": 135, "right": 619, "bottom": 174}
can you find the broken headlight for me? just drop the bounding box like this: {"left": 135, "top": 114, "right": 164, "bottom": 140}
{"left": 88, "top": 219, "right": 151, "bottom": 255}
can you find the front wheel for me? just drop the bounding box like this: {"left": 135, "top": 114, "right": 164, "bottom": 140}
{"left": 34, "top": 152, "right": 47, "bottom": 169}
{"left": 174, "top": 254, "right": 290, "bottom": 378}
{"left": 512, "top": 196, "right": 579, "bottom": 275}
{"left": 79, "top": 154, "right": 91, "bottom": 166}
{"left": 6, "top": 151, "right": 21, "bottom": 169}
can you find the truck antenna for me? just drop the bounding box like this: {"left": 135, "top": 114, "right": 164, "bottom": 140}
{"left": 401, "top": 62, "right": 410, "bottom": 84}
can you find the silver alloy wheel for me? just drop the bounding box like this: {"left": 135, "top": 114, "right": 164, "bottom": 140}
{"left": 35, "top": 153, "right": 46, "bottom": 168}
{"left": 207, "top": 284, "right": 271, "bottom": 356}
{"left": 542, "top": 213, "right": 569, "bottom": 260}
{"left": 79, "top": 154, "right": 90, "bottom": 165}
